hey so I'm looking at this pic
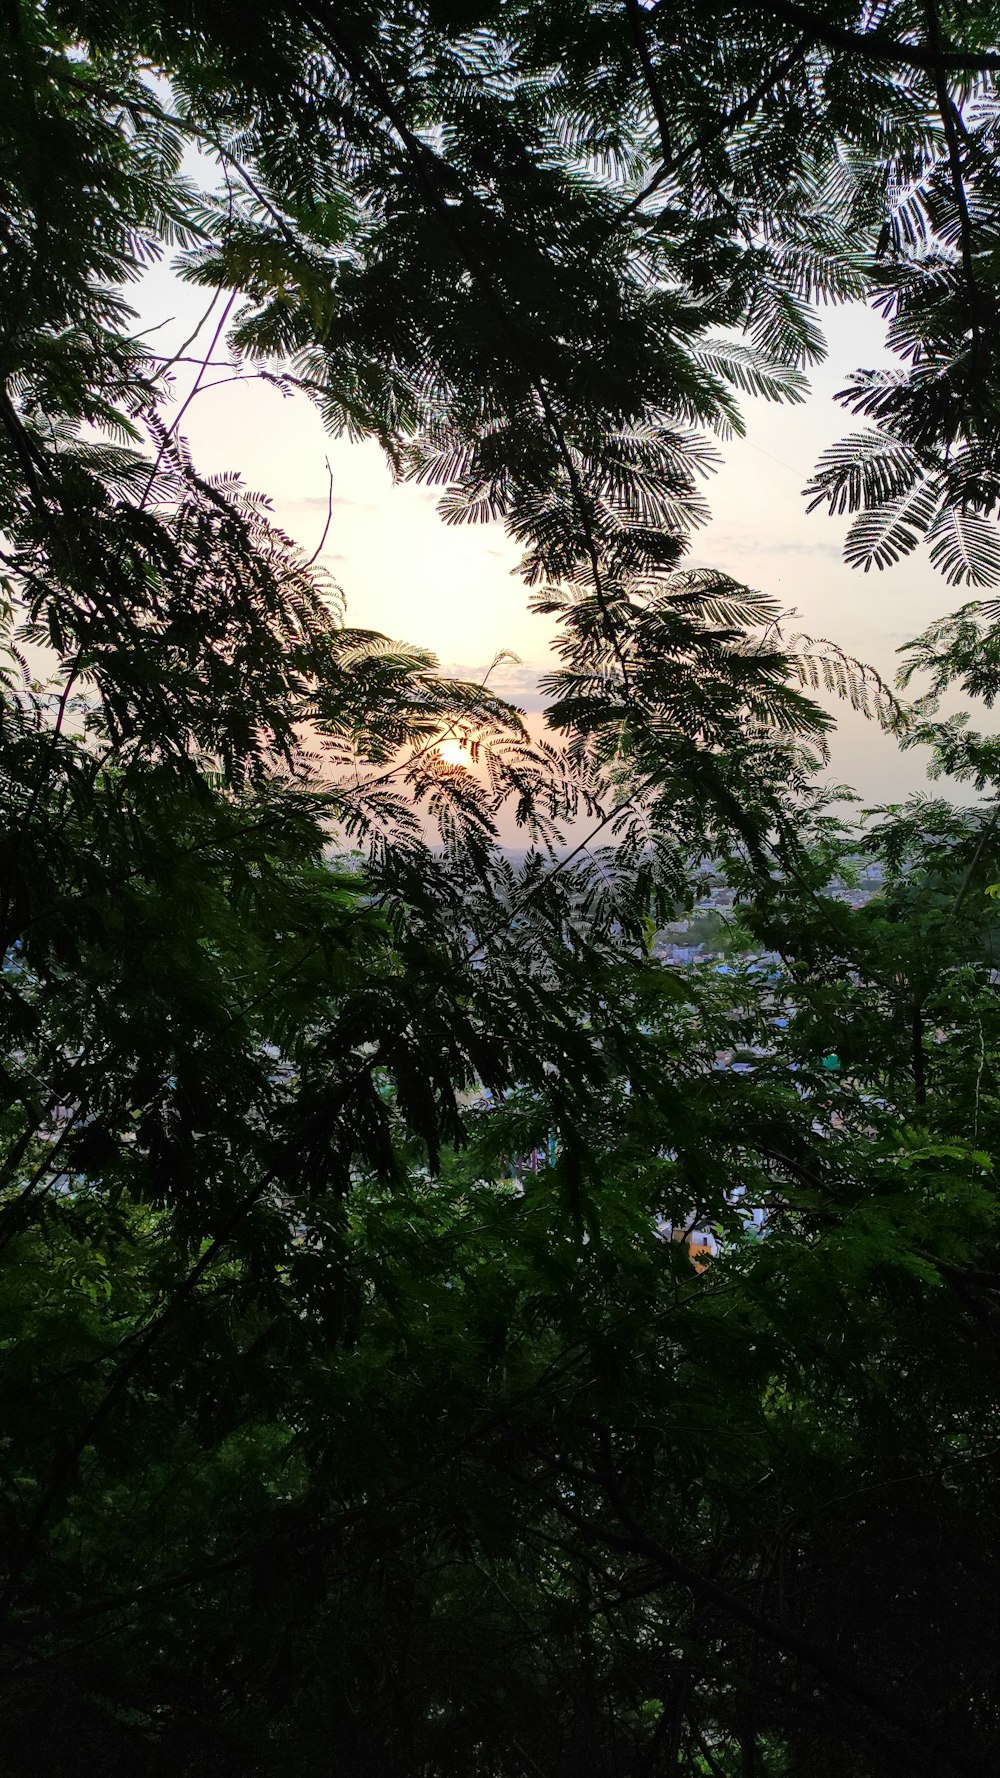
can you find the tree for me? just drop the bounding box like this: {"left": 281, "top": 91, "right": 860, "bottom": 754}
{"left": 4, "top": 1, "right": 1000, "bottom": 1773}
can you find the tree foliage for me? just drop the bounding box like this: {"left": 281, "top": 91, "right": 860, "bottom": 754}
{"left": 4, "top": 2, "right": 1000, "bottom": 1774}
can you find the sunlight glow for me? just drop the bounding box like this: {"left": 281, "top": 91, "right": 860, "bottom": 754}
{"left": 437, "top": 738, "right": 467, "bottom": 766}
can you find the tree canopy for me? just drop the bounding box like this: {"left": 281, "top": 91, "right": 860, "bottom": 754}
{"left": 4, "top": 2, "right": 1000, "bottom": 1774}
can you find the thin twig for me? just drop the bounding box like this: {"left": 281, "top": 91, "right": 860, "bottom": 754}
{"left": 952, "top": 800, "right": 1000, "bottom": 918}
{"left": 139, "top": 293, "right": 237, "bottom": 508}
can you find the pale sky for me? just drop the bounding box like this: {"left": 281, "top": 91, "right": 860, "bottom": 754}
{"left": 140, "top": 262, "right": 975, "bottom": 811}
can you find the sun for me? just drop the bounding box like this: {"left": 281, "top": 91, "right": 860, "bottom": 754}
{"left": 437, "top": 738, "right": 467, "bottom": 766}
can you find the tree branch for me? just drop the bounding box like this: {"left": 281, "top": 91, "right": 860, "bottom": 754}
{"left": 925, "top": 0, "right": 984, "bottom": 376}
{"left": 625, "top": 36, "right": 813, "bottom": 216}
{"left": 758, "top": 0, "right": 1000, "bottom": 72}
{"left": 298, "top": 0, "right": 635, "bottom": 697}
{"left": 625, "top": 0, "right": 673, "bottom": 167}
{"left": 587, "top": 1428, "right": 986, "bottom": 1778}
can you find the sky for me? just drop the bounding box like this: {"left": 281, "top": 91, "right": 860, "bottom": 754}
{"left": 140, "top": 262, "right": 976, "bottom": 812}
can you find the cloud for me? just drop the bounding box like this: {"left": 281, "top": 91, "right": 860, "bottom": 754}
{"left": 441, "top": 660, "right": 550, "bottom": 709}
{"left": 700, "top": 532, "right": 844, "bottom": 560}
{"left": 284, "top": 493, "right": 380, "bottom": 513}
